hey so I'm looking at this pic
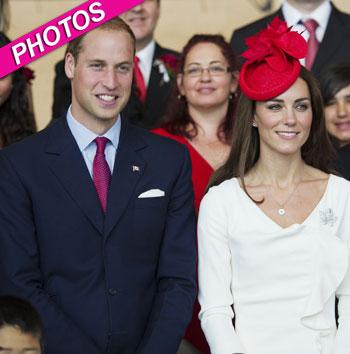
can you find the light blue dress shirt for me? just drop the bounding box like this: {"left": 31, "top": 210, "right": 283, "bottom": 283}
{"left": 66, "top": 107, "right": 121, "bottom": 178}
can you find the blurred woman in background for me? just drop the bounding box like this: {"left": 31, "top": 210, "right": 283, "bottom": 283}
{"left": 0, "top": 0, "right": 10, "bottom": 33}
{"left": 0, "top": 32, "right": 36, "bottom": 148}
{"left": 153, "top": 34, "right": 238, "bottom": 353}
{"left": 320, "top": 64, "right": 350, "bottom": 179}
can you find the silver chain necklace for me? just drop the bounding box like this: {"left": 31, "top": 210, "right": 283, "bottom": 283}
{"left": 267, "top": 182, "right": 301, "bottom": 216}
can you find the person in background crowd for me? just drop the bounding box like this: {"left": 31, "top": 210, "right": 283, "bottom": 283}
{"left": 0, "top": 296, "right": 43, "bottom": 354}
{"left": 199, "top": 17, "right": 350, "bottom": 354}
{"left": 0, "top": 17, "right": 196, "bottom": 354}
{"left": 120, "top": 0, "right": 179, "bottom": 129}
{"left": 0, "top": 32, "right": 36, "bottom": 148}
{"left": 0, "top": 0, "right": 10, "bottom": 33}
{"left": 230, "top": 0, "right": 350, "bottom": 77}
{"left": 320, "top": 64, "right": 350, "bottom": 180}
{"left": 52, "top": 1, "right": 178, "bottom": 129}
{"left": 153, "top": 34, "right": 238, "bottom": 354}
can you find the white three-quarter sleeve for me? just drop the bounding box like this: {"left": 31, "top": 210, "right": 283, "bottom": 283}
{"left": 198, "top": 186, "right": 246, "bottom": 354}
{"left": 333, "top": 184, "right": 350, "bottom": 354}
{"left": 333, "top": 249, "right": 350, "bottom": 354}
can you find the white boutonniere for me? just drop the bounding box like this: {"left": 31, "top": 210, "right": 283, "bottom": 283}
{"left": 153, "top": 54, "right": 178, "bottom": 85}
{"left": 154, "top": 60, "right": 170, "bottom": 83}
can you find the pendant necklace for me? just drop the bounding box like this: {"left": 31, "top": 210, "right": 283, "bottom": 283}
{"left": 267, "top": 181, "right": 301, "bottom": 216}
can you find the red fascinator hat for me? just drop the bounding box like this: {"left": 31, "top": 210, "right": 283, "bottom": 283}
{"left": 239, "top": 17, "right": 308, "bottom": 101}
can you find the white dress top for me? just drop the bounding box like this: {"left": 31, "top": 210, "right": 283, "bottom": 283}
{"left": 198, "top": 174, "right": 350, "bottom": 354}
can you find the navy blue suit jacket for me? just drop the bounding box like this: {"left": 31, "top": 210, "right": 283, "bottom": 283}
{"left": 0, "top": 118, "right": 196, "bottom": 354}
{"left": 230, "top": 3, "right": 350, "bottom": 78}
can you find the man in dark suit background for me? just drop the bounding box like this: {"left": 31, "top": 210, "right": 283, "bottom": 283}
{"left": 0, "top": 17, "right": 196, "bottom": 354}
{"left": 119, "top": 0, "right": 179, "bottom": 129}
{"left": 230, "top": 0, "right": 350, "bottom": 78}
{"left": 52, "top": 0, "right": 178, "bottom": 129}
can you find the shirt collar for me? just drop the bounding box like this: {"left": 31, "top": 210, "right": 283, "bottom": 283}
{"left": 136, "top": 40, "right": 156, "bottom": 68}
{"left": 66, "top": 106, "right": 121, "bottom": 152}
{"left": 282, "top": 0, "right": 331, "bottom": 29}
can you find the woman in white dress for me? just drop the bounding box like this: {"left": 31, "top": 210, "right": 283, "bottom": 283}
{"left": 198, "top": 17, "right": 350, "bottom": 354}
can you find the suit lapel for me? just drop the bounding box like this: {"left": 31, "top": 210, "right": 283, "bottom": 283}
{"left": 263, "top": 9, "right": 284, "bottom": 25}
{"left": 146, "top": 44, "right": 165, "bottom": 100}
{"left": 312, "top": 5, "right": 346, "bottom": 74}
{"left": 274, "top": 8, "right": 284, "bottom": 21}
{"left": 144, "top": 44, "right": 171, "bottom": 126}
{"left": 44, "top": 119, "right": 105, "bottom": 234}
{"left": 104, "top": 120, "right": 147, "bottom": 237}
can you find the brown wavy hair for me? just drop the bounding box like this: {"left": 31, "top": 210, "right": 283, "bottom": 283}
{"left": 319, "top": 64, "right": 350, "bottom": 148}
{"left": 0, "top": 32, "right": 36, "bottom": 147}
{"left": 161, "top": 34, "right": 237, "bottom": 143}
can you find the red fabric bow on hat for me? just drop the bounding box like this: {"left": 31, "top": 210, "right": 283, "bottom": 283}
{"left": 239, "top": 17, "right": 308, "bottom": 100}
{"left": 243, "top": 17, "right": 307, "bottom": 71}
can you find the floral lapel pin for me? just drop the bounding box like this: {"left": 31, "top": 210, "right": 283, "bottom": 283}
{"left": 153, "top": 54, "right": 178, "bottom": 85}
{"left": 319, "top": 208, "right": 337, "bottom": 227}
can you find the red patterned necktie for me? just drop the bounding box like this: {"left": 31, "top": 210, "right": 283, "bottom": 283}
{"left": 133, "top": 56, "right": 147, "bottom": 103}
{"left": 303, "top": 19, "right": 320, "bottom": 70}
{"left": 93, "top": 137, "right": 111, "bottom": 212}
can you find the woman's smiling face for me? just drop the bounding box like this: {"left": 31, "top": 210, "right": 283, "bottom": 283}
{"left": 324, "top": 84, "right": 350, "bottom": 146}
{"left": 254, "top": 77, "right": 313, "bottom": 157}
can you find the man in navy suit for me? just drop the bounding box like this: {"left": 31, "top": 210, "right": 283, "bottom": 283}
{"left": 0, "top": 17, "right": 196, "bottom": 354}
{"left": 52, "top": 0, "right": 178, "bottom": 129}
{"left": 230, "top": 0, "right": 350, "bottom": 77}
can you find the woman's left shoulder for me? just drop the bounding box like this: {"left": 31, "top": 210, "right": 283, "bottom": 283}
{"left": 328, "top": 173, "right": 350, "bottom": 193}
{"left": 305, "top": 167, "right": 350, "bottom": 190}
{"left": 151, "top": 128, "right": 186, "bottom": 145}
{"left": 303, "top": 167, "right": 350, "bottom": 203}
{"left": 151, "top": 127, "right": 171, "bottom": 138}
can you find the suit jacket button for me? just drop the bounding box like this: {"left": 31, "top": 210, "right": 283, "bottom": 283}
{"left": 108, "top": 288, "right": 117, "bottom": 296}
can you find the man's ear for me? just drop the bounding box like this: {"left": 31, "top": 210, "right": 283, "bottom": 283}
{"left": 65, "top": 53, "right": 76, "bottom": 80}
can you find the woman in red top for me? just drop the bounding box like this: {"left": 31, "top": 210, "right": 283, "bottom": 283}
{"left": 153, "top": 34, "right": 238, "bottom": 353}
